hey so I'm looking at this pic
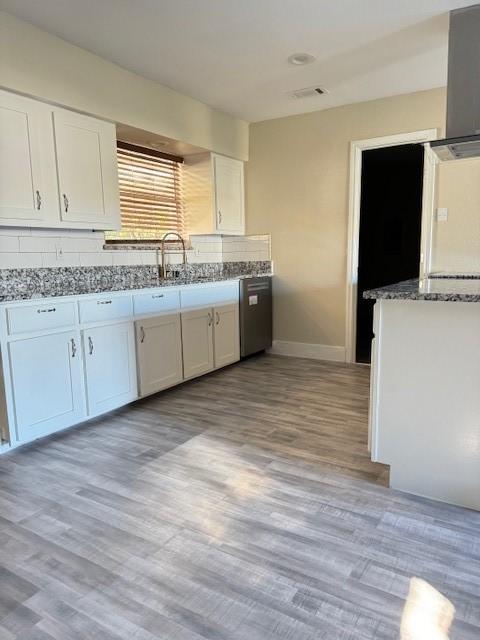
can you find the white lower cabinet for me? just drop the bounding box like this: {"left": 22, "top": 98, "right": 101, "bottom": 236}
{"left": 181, "top": 308, "right": 215, "bottom": 380}
{"left": 0, "top": 285, "right": 244, "bottom": 450}
{"left": 8, "top": 330, "right": 85, "bottom": 442}
{"left": 135, "top": 314, "right": 183, "bottom": 396}
{"left": 82, "top": 322, "right": 137, "bottom": 417}
{"left": 368, "top": 303, "right": 380, "bottom": 459}
{"left": 181, "top": 303, "right": 240, "bottom": 380}
{"left": 214, "top": 303, "right": 240, "bottom": 369}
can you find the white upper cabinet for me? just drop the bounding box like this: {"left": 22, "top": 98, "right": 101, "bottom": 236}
{"left": 53, "top": 109, "right": 120, "bottom": 229}
{"left": 183, "top": 152, "right": 245, "bottom": 236}
{"left": 0, "top": 89, "right": 120, "bottom": 230}
{"left": 0, "top": 89, "right": 58, "bottom": 225}
{"left": 212, "top": 154, "right": 245, "bottom": 234}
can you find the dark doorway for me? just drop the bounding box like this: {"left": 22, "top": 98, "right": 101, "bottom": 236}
{"left": 355, "top": 144, "right": 424, "bottom": 364}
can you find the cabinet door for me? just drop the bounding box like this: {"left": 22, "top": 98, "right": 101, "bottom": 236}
{"left": 213, "top": 303, "right": 240, "bottom": 369}
{"left": 0, "top": 89, "right": 58, "bottom": 224}
{"left": 8, "top": 331, "right": 85, "bottom": 442}
{"left": 368, "top": 336, "right": 377, "bottom": 454}
{"left": 212, "top": 154, "right": 245, "bottom": 234}
{"left": 136, "top": 314, "right": 183, "bottom": 397}
{"left": 83, "top": 323, "right": 137, "bottom": 417}
{"left": 53, "top": 109, "right": 120, "bottom": 229}
{"left": 181, "top": 308, "right": 214, "bottom": 380}
{"left": 368, "top": 303, "right": 380, "bottom": 459}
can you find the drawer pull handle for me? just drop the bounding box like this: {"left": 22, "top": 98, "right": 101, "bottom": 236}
{"left": 216, "top": 312, "right": 220, "bottom": 325}
{"left": 140, "top": 326, "right": 146, "bottom": 343}
{"left": 97, "top": 300, "right": 112, "bottom": 305}
{"left": 152, "top": 294, "right": 164, "bottom": 299}
{"left": 37, "top": 307, "right": 56, "bottom": 314}
{"left": 208, "top": 312, "right": 213, "bottom": 326}
{"left": 35, "top": 190, "right": 42, "bottom": 210}
{"left": 88, "top": 336, "right": 94, "bottom": 355}
{"left": 70, "top": 338, "right": 77, "bottom": 358}
{"left": 63, "top": 194, "right": 69, "bottom": 212}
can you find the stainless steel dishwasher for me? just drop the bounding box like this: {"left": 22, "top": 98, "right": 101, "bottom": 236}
{"left": 239, "top": 276, "right": 272, "bottom": 358}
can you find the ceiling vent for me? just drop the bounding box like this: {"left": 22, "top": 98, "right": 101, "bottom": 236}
{"left": 287, "top": 86, "right": 328, "bottom": 100}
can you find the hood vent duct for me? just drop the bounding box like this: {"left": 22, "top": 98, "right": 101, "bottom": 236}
{"left": 431, "top": 4, "right": 480, "bottom": 161}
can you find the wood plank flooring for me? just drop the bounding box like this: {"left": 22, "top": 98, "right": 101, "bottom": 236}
{"left": 1, "top": 354, "right": 479, "bottom": 639}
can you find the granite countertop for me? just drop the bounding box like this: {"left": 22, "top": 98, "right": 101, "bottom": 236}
{"left": 429, "top": 272, "right": 480, "bottom": 279}
{"left": 0, "top": 262, "right": 272, "bottom": 303}
{"left": 364, "top": 277, "right": 480, "bottom": 302}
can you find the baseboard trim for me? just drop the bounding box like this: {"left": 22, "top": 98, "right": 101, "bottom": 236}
{"left": 269, "top": 340, "right": 346, "bottom": 362}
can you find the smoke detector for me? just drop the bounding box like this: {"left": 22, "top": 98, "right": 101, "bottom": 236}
{"left": 287, "top": 53, "right": 316, "bottom": 66}
{"left": 287, "top": 86, "right": 328, "bottom": 100}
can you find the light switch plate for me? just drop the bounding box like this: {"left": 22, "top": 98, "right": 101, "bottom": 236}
{"left": 436, "top": 207, "right": 448, "bottom": 222}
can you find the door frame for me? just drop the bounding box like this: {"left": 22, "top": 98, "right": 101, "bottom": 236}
{"left": 345, "top": 129, "right": 439, "bottom": 364}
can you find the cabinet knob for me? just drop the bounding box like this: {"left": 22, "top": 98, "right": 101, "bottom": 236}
{"left": 35, "top": 190, "right": 42, "bottom": 210}
{"left": 63, "top": 194, "right": 69, "bottom": 212}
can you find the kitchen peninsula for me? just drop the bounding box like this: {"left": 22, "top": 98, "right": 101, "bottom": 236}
{"left": 365, "top": 276, "right": 480, "bottom": 510}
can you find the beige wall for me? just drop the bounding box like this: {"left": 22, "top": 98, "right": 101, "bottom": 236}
{"left": 0, "top": 11, "right": 248, "bottom": 160}
{"left": 246, "top": 88, "right": 447, "bottom": 351}
{"left": 432, "top": 158, "right": 480, "bottom": 273}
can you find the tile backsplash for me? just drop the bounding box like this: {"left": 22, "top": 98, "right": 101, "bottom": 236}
{"left": 0, "top": 229, "right": 271, "bottom": 269}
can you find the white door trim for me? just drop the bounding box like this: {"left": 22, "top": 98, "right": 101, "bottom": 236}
{"left": 345, "top": 129, "right": 438, "bottom": 364}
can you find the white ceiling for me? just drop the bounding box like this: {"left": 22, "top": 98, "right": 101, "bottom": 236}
{"left": 0, "top": 0, "right": 476, "bottom": 122}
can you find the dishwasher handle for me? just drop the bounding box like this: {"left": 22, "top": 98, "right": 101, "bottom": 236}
{"left": 246, "top": 283, "right": 270, "bottom": 292}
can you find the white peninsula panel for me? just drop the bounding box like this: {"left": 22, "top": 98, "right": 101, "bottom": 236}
{"left": 370, "top": 292, "right": 480, "bottom": 511}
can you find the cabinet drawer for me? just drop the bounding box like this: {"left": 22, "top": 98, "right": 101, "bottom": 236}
{"left": 79, "top": 295, "right": 132, "bottom": 324}
{"left": 7, "top": 301, "right": 76, "bottom": 335}
{"left": 180, "top": 282, "right": 239, "bottom": 309}
{"left": 133, "top": 289, "right": 180, "bottom": 316}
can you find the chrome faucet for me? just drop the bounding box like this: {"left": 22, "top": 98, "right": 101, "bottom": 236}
{"left": 159, "top": 232, "right": 186, "bottom": 279}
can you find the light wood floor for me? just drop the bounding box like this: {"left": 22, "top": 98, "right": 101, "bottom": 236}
{"left": 1, "top": 354, "right": 479, "bottom": 639}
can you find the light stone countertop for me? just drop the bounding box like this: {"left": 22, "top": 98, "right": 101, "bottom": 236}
{"left": 364, "top": 277, "right": 480, "bottom": 302}
{"left": 0, "top": 262, "right": 272, "bottom": 303}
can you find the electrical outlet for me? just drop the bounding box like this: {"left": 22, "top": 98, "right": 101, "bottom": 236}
{"left": 436, "top": 207, "right": 448, "bottom": 222}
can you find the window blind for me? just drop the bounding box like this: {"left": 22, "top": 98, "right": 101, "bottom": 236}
{"left": 106, "top": 142, "right": 184, "bottom": 242}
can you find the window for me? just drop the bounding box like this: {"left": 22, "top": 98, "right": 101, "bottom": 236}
{"left": 105, "top": 141, "right": 184, "bottom": 242}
